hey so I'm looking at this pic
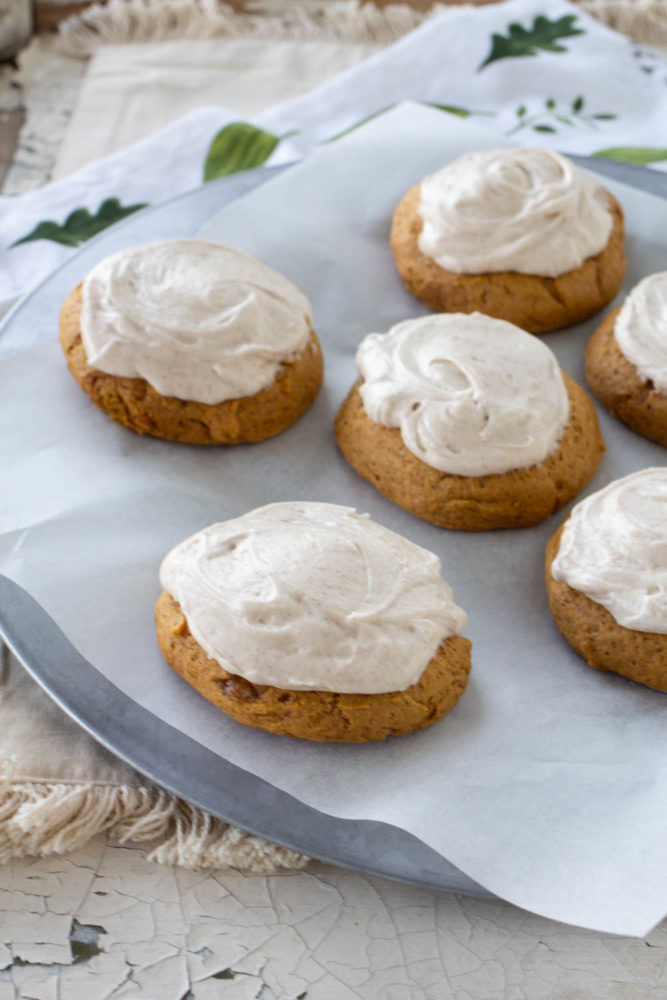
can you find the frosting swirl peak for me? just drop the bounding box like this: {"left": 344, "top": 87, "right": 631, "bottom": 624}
{"left": 357, "top": 313, "right": 570, "bottom": 476}
{"left": 160, "top": 502, "right": 467, "bottom": 694}
{"left": 418, "top": 148, "right": 613, "bottom": 278}
{"left": 81, "top": 240, "right": 312, "bottom": 405}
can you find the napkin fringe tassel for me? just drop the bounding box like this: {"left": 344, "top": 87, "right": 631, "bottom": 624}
{"left": 0, "top": 771, "right": 308, "bottom": 871}
{"left": 56, "top": 0, "right": 667, "bottom": 59}
{"left": 56, "top": 0, "right": 434, "bottom": 56}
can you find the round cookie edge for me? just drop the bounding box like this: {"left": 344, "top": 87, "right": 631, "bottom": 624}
{"left": 585, "top": 306, "right": 667, "bottom": 447}
{"left": 390, "top": 185, "right": 626, "bottom": 334}
{"left": 334, "top": 373, "right": 605, "bottom": 531}
{"left": 155, "top": 590, "right": 472, "bottom": 742}
{"left": 59, "top": 283, "right": 324, "bottom": 444}
{"left": 545, "top": 523, "right": 667, "bottom": 692}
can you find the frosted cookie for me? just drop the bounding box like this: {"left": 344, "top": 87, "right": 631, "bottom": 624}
{"left": 586, "top": 272, "right": 667, "bottom": 447}
{"left": 546, "top": 468, "right": 667, "bottom": 692}
{"left": 59, "top": 240, "right": 323, "bottom": 443}
{"left": 335, "top": 313, "right": 604, "bottom": 531}
{"left": 391, "top": 148, "right": 626, "bottom": 333}
{"left": 155, "top": 502, "right": 471, "bottom": 742}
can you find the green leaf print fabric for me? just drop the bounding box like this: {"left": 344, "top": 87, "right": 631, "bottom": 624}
{"left": 506, "top": 95, "right": 617, "bottom": 136}
{"left": 593, "top": 148, "right": 667, "bottom": 165}
{"left": 11, "top": 199, "right": 148, "bottom": 248}
{"left": 1, "top": 0, "right": 666, "bottom": 319}
{"left": 478, "top": 14, "right": 584, "bottom": 69}
{"left": 203, "top": 123, "right": 282, "bottom": 181}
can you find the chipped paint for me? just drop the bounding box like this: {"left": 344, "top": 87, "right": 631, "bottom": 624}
{"left": 0, "top": 835, "right": 665, "bottom": 998}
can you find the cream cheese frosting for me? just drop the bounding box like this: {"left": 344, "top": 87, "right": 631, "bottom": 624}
{"left": 551, "top": 467, "right": 667, "bottom": 634}
{"left": 81, "top": 239, "right": 313, "bottom": 405}
{"left": 159, "top": 501, "right": 467, "bottom": 694}
{"left": 356, "top": 313, "right": 570, "bottom": 477}
{"left": 614, "top": 272, "right": 667, "bottom": 393}
{"left": 418, "top": 148, "right": 613, "bottom": 278}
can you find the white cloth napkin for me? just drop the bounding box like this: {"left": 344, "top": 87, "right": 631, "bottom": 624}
{"left": 1, "top": 0, "right": 666, "bottom": 320}
{"left": 0, "top": 648, "right": 308, "bottom": 871}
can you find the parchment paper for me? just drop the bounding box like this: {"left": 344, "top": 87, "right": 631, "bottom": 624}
{"left": 1, "top": 105, "right": 666, "bottom": 935}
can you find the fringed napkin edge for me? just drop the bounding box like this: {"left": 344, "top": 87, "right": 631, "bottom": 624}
{"left": 55, "top": 0, "right": 667, "bottom": 59}
{"left": 0, "top": 752, "right": 309, "bottom": 871}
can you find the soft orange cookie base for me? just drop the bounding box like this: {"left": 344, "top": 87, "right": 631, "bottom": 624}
{"left": 545, "top": 525, "right": 667, "bottom": 692}
{"left": 155, "top": 590, "right": 472, "bottom": 742}
{"left": 334, "top": 374, "right": 604, "bottom": 531}
{"left": 585, "top": 306, "right": 667, "bottom": 447}
{"left": 390, "top": 186, "right": 626, "bottom": 333}
{"left": 59, "top": 284, "right": 323, "bottom": 444}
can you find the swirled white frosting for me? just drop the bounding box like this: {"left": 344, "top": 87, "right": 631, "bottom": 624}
{"left": 81, "top": 239, "right": 312, "bottom": 404}
{"left": 614, "top": 272, "right": 667, "bottom": 394}
{"left": 418, "top": 148, "right": 613, "bottom": 278}
{"left": 551, "top": 467, "right": 667, "bottom": 634}
{"left": 160, "top": 502, "right": 467, "bottom": 693}
{"left": 356, "top": 313, "right": 570, "bottom": 477}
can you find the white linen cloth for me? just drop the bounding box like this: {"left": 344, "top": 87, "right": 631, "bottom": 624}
{"left": 1, "top": 0, "right": 667, "bottom": 318}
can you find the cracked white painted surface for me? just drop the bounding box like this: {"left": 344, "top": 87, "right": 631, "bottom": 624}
{"left": 1, "top": 838, "right": 666, "bottom": 999}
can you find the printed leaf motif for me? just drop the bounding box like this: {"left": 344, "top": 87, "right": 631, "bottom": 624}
{"left": 203, "top": 122, "right": 281, "bottom": 181}
{"left": 327, "top": 102, "right": 494, "bottom": 143}
{"left": 506, "top": 95, "right": 616, "bottom": 136}
{"left": 11, "top": 198, "right": 148, "bottom": 248}
{"left": 426, "top": 102, "right": 474, "bottom": 118}
{"left": 327, "top": 107, "right": 393, "bottom": 142}
{"left": 479, "top": 14, "right": 584, "bottom": 70}
{"left": 593, "top": 147, "right": 667, "bottom": 165}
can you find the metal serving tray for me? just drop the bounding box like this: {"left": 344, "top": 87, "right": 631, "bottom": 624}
{"left": 1, "top": 156, "right": 664, "bottom": 896}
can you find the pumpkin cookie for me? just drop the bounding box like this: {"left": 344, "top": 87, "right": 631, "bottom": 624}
{"left": 335, "top": 313, "right": 604, "bottom": 531}
{"left": 586, "top": 273, "right": 667, "bottom": 447}
{"left": 391, "top": 148, "right": 626, "bottom": 333}
{"left": 156, "top": 502, "right": 472, "bottom": 742}
{"left": 59, "top": 240, "right": 323, "bottom": 444}
{"left": 546, "top": 468, "right": 667, "bottom": 692}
